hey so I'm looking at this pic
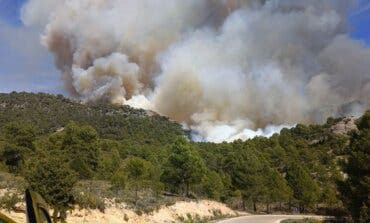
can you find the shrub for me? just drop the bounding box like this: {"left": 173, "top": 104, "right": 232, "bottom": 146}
{"left": 0, "top": 192, "right": 21, "bottom": 212}
{"left": 74, "top": 191, "right": 105, "bottom": 212}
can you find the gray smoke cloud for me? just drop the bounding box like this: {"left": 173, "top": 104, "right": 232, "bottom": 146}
{"left": 22, "top": 0, "right": 370, "bottom": 142}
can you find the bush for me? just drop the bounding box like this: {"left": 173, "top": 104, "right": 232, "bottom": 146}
{"left": 125, "top": 192, "right": 175, "bottom": 214}
{"left": 176, "top": 210, "right": 232, "bottom": 223}
{"left": 73, "top": 181, "right": 110, "bottom": 212}
{"left": 0, "top": 192, "right": 21, "bottom": 211}
{"left": 0, "top": 171, "right": 26, "bottom": 191}
{"left": 74, "top": 191, "right": 105, "bottom": 212}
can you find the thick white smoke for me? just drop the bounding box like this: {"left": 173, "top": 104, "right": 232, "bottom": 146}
{"left": 22, "top": 0, "right": 370, "bottom": 142}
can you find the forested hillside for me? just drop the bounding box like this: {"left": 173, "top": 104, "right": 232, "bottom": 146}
{"left": 0, "top": 92, "right": 368, "bottom": 222}
{"left": 0, "top": 92, "right": 186, "bottom": 145}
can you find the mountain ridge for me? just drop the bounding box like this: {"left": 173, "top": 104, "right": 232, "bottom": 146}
{"left": 0, "top": 92, "right": 186, "bottom": 145}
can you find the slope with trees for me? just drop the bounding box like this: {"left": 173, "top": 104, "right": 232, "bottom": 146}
{"left": 339, "top": 111, "right": 370, "bottom": 222}
{"left": 0, "top": 92, "right": 367, "bottom": 222}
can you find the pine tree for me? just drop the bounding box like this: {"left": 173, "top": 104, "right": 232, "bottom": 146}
{"left": 201, "top": 170, "right": 225, "bottom": 200}
{"left": 265, "top": 168, "right": 293, "bottom": 212}
{"left": 223, "top": 145, "right": 267, "bottom": 212}
{"left": 286, "top": 162, "right": 320, "bottom": 212}
{"left": 162, "top": 138, "right": 207, "bottom": 197}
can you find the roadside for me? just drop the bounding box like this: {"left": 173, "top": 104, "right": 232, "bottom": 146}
{"left": 1, "top": 199, "right": 241, "bottom": 223}
{"left": 216, "top": 215, "right": 327, "bottom": 223}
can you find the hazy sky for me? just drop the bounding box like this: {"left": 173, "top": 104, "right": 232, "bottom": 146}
{"left": 0, "top": 0, "right": 369, "bottom": 94}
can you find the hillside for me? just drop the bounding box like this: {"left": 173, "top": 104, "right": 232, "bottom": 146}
{"left": 0, "top": 92, "right": 186, "bottom": 145}
{"left": 0, "top": 92, "right": 368, "bottom": 222}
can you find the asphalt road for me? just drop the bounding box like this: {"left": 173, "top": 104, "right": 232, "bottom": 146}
{"left": 217, "top": 215, "right": 324, "bottom": 223}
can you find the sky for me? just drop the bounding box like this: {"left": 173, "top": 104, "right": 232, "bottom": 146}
{"left": 0, "top": 0, "right": 62, "bottom": 94}
{"left": 0, "top": 0, "right": 369, "bottom": 94}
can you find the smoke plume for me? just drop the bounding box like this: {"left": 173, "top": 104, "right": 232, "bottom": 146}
{"left": 22, "top": 0, "right": 370, "bottom": 142}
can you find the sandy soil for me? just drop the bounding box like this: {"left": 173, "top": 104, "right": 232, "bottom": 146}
{"left": 1, "top": 199, "right": 239, "bottom": 223}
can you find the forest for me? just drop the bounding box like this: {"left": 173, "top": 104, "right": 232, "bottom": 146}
{"left": 0, "top": 92, "right": 368, "bottom": 223}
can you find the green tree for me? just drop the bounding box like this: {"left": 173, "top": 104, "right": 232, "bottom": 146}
{"left": 223, "top": 144, "right": 267, "bottom": 212}
{"left": 0, "top": 122, "right": 37, "bottom": 172}
{"left": 265, "top": 168, "right": 293, "bottom": 212}
{"left": 339, "top": 110, "right": 370, "bottom": 222}
{"left": 286, "top": 162, "right": 320, "bottom": 212}
{"left": 2, "top": 122, "right": 37, "bottom": 149}
{"left": 96, "top": 148, "right": 121, "bottom": 180}
{"left": 113, "top": 156, "right": 162, "bottom": 203}
{"left": 61, "top": 122, "right": 100, "bottom": 179}
{"left": 321, "top": 186, "right": 339, "bottom": 207}
{"left": 25, "top": 156, "right": 77, "bottom": 223}
{"left": 162, "top": 138, "right": 207, "bottom": 197}
{"left": 201, "top": 170, "right": 225, "bottom": 200}
{"left": 1, "top": 144, "right": 23, "bottom": 172}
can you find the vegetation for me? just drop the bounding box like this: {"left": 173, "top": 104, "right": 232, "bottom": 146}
{"left": 25, "top": 156, "right": 77, "bottom": 222}
{"left": 0, "top": 92, "right": 368, "bottom": 222}
{"left": 176, "top": 210, "right": 233, "bottom": 223}
{"left": 0, "top": 92, "right": 186, "bottom": 145}
{"left": 0, "top": 192, "right": 21, "bottom": 212}
{"left": 113, "top": 156, "right": 163, "bottom": 206}
{"left": 162, "top": 138, "right": 207, "bottom": 197}
{"left": 339, "top": 110, "right": 370, "bottom": 223}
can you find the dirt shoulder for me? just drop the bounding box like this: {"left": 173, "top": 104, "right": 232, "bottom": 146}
{"left": 1, "top": 199, "right": 241, "bottom": 223}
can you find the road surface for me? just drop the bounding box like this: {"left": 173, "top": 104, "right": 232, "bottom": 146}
{"left": 217, "top": 215, "right": 324, "bottom": 223}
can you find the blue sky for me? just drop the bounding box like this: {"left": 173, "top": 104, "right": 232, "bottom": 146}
{"left": 0, "top": 0, "right": 370, "bottom": 94}
{"left": 0, "top": 0, "right": 62, "bottom": 94}
{"left": 350, "top": 0, "right": 370, "bottom": 44}
{"left": 0, "top": 0, "right": 24, "bottom": 26}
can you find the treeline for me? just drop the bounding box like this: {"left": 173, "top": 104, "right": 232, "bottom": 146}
{"left": 0, "top": 93, "right": 368, "bottom": 223}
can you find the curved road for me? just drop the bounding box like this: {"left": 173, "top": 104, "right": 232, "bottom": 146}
{"left": 217, "top": 215, "right": 324, "bottom": 223}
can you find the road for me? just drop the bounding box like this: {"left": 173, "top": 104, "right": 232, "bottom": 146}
{"left": 217, "top": 215, "right": 324, "bottom": 223}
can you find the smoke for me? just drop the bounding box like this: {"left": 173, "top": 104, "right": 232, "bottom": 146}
{"left": 22, "top": 0, "right": 370, "bottom": 142}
